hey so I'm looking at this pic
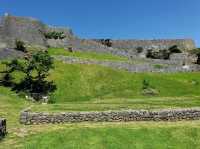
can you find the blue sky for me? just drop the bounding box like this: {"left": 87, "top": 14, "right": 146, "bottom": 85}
{"left": 1, "top": 0, "right": 200, "bottom": 46}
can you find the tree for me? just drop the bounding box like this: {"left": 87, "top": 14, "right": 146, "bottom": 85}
{"left": 0, "top": 51, "right": 56, "bottom": 101}
{"left": 15, "top": 40, "right": 27, "bottom": 52}
{"left": 168, "top": 45, "right": 182, "bottom": 54}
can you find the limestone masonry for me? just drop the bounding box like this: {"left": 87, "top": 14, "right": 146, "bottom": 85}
{"left": 0, "top": 14, "right": 196, "bottom": 54}
{"left": 20, "top": 108, "right": 200, "bottom": 125}
{"left": 55, "top": 55, "right": 200, "bottom": 73}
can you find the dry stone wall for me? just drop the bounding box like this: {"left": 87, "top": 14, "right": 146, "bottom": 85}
{"left": 0, "top": 14, "right": 197, "bottom": 63}
{"left": 20, "top": 108, "right": 200, "bottom": 125}
{"left": 111, "top": 39, "right": 196, "bottom": 51}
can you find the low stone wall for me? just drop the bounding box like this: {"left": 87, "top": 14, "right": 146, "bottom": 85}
{"left": 0, "top": 119, "right": 6, "bottom": 139}
{"left": 55, "top": 56, "right": 200, "bottom": 73}
{"left": 20, "top": 108, "right": 200, "bottom": 125}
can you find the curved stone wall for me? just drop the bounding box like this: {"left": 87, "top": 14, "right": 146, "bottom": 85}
{"left": 20, "top": 108, "right": 200, "bottom": 125}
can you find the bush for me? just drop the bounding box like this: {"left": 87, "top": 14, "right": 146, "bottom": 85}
{"left": 15, "top": 40, "right": 27, "bottom": 52}
{"left": 136, "top": 47, "right": 144, "bottom": 53}
{"left": 168, "top": 45, "right": 182, "bottom": 54}
{"left": 97, "top": 39, "right": 112, "bottom": 47}
{"left": 44, "top": 31, "right": 66, "bottom": 40}
{"left": 146, "top": 49, "right": 170, "bottom": 60}
{"left": 142, "top": 79, "right": 150, "bottom": 90}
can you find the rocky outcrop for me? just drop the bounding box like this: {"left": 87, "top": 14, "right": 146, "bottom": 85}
{"left": 20, "top": 108, "right": 200, "bottom": 125}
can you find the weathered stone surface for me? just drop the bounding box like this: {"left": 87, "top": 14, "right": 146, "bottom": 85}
{"left": 20, "top": 108, "right": 200, "bottom": 125}
{"left": 111, "top": 39, "right": 196, "bottom": 51}
{"left": 0, "top": 118, "right": 6, "bottom": 138}
{"left": 0, "top": 15, "right": 47, "bottom": 48}
{"left": 0, "top": 48, "right": 25, "bottom": 60}
{"left": 0, "top": 14, "right": 196, "bottom": 60}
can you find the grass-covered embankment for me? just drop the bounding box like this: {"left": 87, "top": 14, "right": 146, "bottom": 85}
{"left": 49, "top": 61, "right": 200, "bottom": 103}
{"left": 48, "top": 48, "right": 128, "bottom": 61}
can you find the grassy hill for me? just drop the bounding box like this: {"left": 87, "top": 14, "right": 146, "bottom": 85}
{"left": 48, "top": 48, "right": 128, "bottom": 61}
{"left": 1, "top": 48, "right": 200, "bottom": 148}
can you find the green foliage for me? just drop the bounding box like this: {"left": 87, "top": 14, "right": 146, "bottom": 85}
{"left": 15, "top": 39, "right": 27, "bottom": 52}
{"left": 48, "top": 62, "right": 200, "bottom": 103}
{"left": 30, "top": 51, "right": 54, "bottom": 80}
{"left": 168, "top": 45, "right": 182, "bottom": 54}
{"left": 136, "top": 47, "right": 144, "bottom": 53}
{"left": 141, "top": 79, "right": 159, "bottom": 96}
{"left": 153, "top": 64, "right": 166, "bottom": 69}
{"left": 142, "top": 79, "right": 150, "bottom": 89}
{"left": 44, "top": 31, "right": 66, "bottom": 39}
{"left": 98, "top": 39, "right": 112, "bottom": 47}
{"left": 0, "top": 51, "right": 56, "bottom": 101}
{"left": 146, "top": 49, "right": 170, "bottom": 60}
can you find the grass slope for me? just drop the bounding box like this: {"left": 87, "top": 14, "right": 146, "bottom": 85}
{"left": 22, "top": 122, "right": 200, "bottom": 149}
{"left": 0, "top": 89, "right": 200, "bottom": 149}
{"left": 49, "top": 61, "right": 200, "bottom": 103}
{"left": 48, "top": 48, "right": 128, "bottom": 61}
{"left": 1, "top": 51, "right": 200, "bottom": 148}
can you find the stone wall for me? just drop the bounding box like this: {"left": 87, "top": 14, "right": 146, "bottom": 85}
{"left": 111, "top": 39, "right": 196, "bottom": 51}
{"left": 0, "top": 14, "right": 47, "bottom": 48}
{"left": 55, "top": 56, "right": 200, "bottom": 73}
{"left": 0, "top": 14, "right": 197, "bottom": 62}
{"left": 0, "top": 119, "right": 6, "bottom": 138}
{"left": 20, "top": 108, "right": 200, "bottom": 125}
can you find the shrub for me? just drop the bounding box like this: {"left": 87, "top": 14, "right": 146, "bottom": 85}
{"left": 44, "top": 31, "right": 66, "bottom": 40}
{"left": 146, "top": 49, "right": 170, "bottom": 60}
{"left": 142, "top": 79, "right": 150, "bottom": 90}
{"left": 98, "top": 39, "right": 112, "bottom": 47}
{"left": 168, "top": 45, "right": 182, "bottom": 54}
{"left": 136, "top": 47, "right": 144, "bottom": 53}
{"left": 15, "top": 40, "right": 27, "bottom": 52}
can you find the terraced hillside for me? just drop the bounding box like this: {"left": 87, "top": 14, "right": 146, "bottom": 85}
{"left": 1, "top": 48, "right": 200, "bottom": 149}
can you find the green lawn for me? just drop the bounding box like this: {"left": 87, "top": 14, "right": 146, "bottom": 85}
{"left": 21, "top": 122, "right": 200, "bottom": 149}
{"left": 48, "top": 48, "right": 128, "bottom": 61}
{"left": 1, "top": 54, "right": 200, "bottom": 148}
{"left": 48, "top": 61, "right": 200, "bottom": 103}
{"left": 0, "top": 89, "right": 200, "bottom": 149}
